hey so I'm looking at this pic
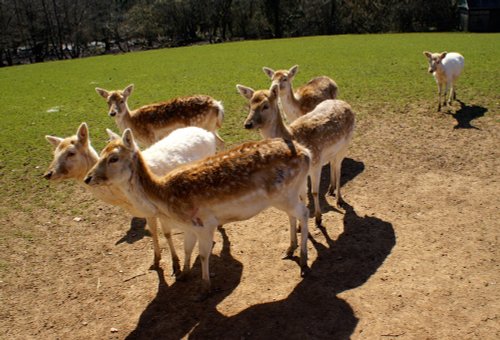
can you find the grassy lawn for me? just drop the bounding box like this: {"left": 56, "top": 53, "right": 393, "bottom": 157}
{"left": 0, "top": 32, "right": 498, "bottom": 217}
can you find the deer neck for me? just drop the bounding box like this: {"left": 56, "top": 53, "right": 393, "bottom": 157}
{"left": 122, "top": 151, "right": 163, "bottom": 217}
{"left": 280, "top": 86, "right": 303, "bottom": 122}
{"left": 115, "top": 106, "right": 133, "bottom": 132}
{"left": 260, "top": 105, "right": 293, "bottom": 140}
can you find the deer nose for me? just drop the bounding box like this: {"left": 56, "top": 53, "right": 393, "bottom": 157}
{"left": 244, "top": 122, "right": 253, "bottom": 129}
{"left": 109, "top": 111, "right": 117, "bottom": 117}
{"left": 84, "top": 176, "right": 92, "bottom": 185}
{"left": 43, "top": 171, "right": 53, "bottom": 180}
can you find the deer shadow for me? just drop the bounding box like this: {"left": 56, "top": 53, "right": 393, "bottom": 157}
{"left": 115, "top": 217, "right": 151, "bottom": 245}
{"left": 188, "top": 202, "right": 395, "bottom": 339}
{"left": 307, "top": 157, "right": 365, "bottom": 216}
{"left": 126, "top": 226, "right": 243, "bottom": 339}
{"left": 449, "top": 101, "right": 487, "bottom": 130}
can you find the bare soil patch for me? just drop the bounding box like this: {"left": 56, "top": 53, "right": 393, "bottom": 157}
{"left": 1, "top": 100, "right": 498, "bottom": 339}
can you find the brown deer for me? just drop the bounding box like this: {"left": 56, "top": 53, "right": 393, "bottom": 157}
{"left": 95, "top": 84, "right": 225, "bottom": 147}
{"left": 262, "top": 65, "right": 338, "bottom": 122}
{"left": 84, "top": 129, "right": 311, "bottom": 298}
{"left": 237, "top": 84, "right": 355, "bottom": 226}
{"left": 44, "top": 123, "right": 217, "bottom": 275}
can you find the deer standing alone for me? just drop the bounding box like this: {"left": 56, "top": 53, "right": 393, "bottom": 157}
{"left": 237, "top": 84, "right": 355, "bottom": 226}
{"left": 262, "top": 65, "right": 338, "bottom": 122}
{"left": 84, "top": 129, "right": 311, "bottom": 298}
{"left": 44, "top": 123, "right": 217, "bottom": 275}
{"left": 95, "top": 84, "right": 225, "bottom": 147}
{"left": 423, "top": 51, "right": 464, "bottom": 111}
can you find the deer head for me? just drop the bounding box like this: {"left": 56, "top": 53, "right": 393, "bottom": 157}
{"left": 44, "top": 123, "right": 95, "bottom": 181}
{"left": 95, "top": 84, "right": 134, "bottom": 117}
{"left": 237, "top": 84, "right": 280, "bottom": 130}
{"left": 84, "top": 128, "right": 138, "bottom": 187}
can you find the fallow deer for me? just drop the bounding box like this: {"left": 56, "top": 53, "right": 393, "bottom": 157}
{"left": 84, "top": 129, "right": 311, "bottom": 298}
{"left": 423, "top": 51, "right": 464, "bottom": 111}
{"left": 263, "top": 65, "right": 338, "bottom": 122}
{"left": 237, "top": 84, "right": 355, "bottom": 226}
{"left": 44, "top": 123, "right": 217, "bottom": 275}
{"left": 95, "top": 84, "right": 225, "bottom": 147}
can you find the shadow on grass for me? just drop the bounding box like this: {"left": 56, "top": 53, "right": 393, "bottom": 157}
{"left": 449, "top": 101, "right": 487, "bottom": 129}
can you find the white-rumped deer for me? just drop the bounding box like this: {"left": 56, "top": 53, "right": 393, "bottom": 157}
{"left": 84, "top": 129, "right": 311, "bottom": 298}
{"left": 44, "top": 123, "right": 217, "bottom": 275}
{"left": 95, "top": 84, "right": 225, "bottom": 147}
{"left": 262, "top": 65, "right": 338, "bottom": 122}
{"left": 423, "top": 51, "right": 464, "bottom": 111}
{"left": 237, "top": 84, "right": 355, "bottom": 226}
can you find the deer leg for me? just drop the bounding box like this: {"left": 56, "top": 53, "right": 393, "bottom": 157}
{"left": 197, "top": 228, "right": 216, "bottom": 301}
{"left": 310, "top": 166, "right": 323, "bottom": 227}
{"left": 284, "top": 214, "right": 298, "bottom": 258}
{"left": 158, "top": 217, "right": 180, "bottom": 276}
{"left": 444, "top": 82, "right": 450, "bottom": 107}
{"left": 437, "top": 82, "right": 443, "bottom": 111}
{"left": 327, "top": 162, "right": 336, "bottom": 197}
{"left": 146, "top": 218, "right": 161, "bottom": 270}
{"left": 177, "top": 230, "right": 197, "bottom": 281}
{"left": 297, "top": 202, "right": 310, "bottom": 277}
{"left": 333, "top": 151, "right": 347, "bottom": 208}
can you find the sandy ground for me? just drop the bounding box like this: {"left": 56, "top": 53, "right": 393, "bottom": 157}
{"left": 1, "top": 100, "right": 499, "bottom": 339}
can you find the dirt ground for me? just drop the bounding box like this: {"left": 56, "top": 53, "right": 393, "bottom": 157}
{"left": 1, "top": 100, "right": 499, "bottom": 339}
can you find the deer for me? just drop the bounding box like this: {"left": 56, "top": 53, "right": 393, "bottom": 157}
{"left": 262, "top": 65, "right": 339, "bottom": 122}
{"left": 423, "top": 51, "right": 464, "bottom": 111}
{"left": 44, "top": 123, "right": 217, "bottom": 275}
{"left": 237, "top": 83, "right": 355, "bottom": 227}
{"left": 84, "top": 129, "right": 311, "bottom": 298}
{"left": 95, "top": 84, "right": 225, "bottom": 148}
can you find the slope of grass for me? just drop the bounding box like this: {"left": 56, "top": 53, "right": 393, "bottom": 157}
{"left": 0, "top": 33, "right": 498, "bottom": 211}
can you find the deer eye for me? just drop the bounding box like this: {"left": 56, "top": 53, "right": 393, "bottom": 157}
{"left": 262, "top": 103, "right": 269, "bottom": 110}
{"left": 67, "top": 151, "right": 75, "bottom": 157}
{"left": 109, "top": 155, "right": 119, "bottom": 163}
{"left": 282, "top": 77, "right": 288, "bottom": 82}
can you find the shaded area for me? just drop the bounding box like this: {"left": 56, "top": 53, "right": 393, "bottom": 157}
{"left": 126, "top": 226, "right": 243, "bottom": 339}
{"left": 189, "top": 203, "right": 395, "bottom": 339}
{"left": 309, "top": 157, "right": 365, "bottom": 215}
{"left": 450, "top": 101, "right": 487, "bottom": 129}
{"left": 115, "top": 217, "right": 151, "bottom": 245}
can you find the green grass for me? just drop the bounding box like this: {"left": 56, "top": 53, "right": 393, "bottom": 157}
{"left": 0, "top": 33, "right": 499, "bottom": 212}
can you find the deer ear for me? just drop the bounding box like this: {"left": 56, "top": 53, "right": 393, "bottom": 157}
{"left": 76, "top": 122, "right": 89, "bottom": 146}
{"left": 269, "top": 84, "right": 279, "bottom": 100}
{"left": 122, "top": 129, "right": 137, "bottom": 150}
{"left": 236, "top": 84, "right": 255, "bottom": 100}
{"left": 95, "top": 87, "right": 109, "bottom": 99}
{"left": 262, "top": 67, "right": 275, "bottom": 79}
{"left": 288, "top": 65, "right": 298, "bottom": 80}
{"left": 106, "top": 128, "right": 121, "bottom": 141}
{"left": 123, "top": 84, "right": 134, "bottom": 98}
{"left": 440, "top": 52, "right": 447, "bottom": 60}
{"left": 423, "top": 51, "right": 432, "bottom": 58}
{"left": 45, "top": 135, "right": 63, "bottom": 148}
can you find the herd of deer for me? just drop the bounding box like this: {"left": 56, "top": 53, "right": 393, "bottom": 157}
{"left": 44, "top": 52, "right": 464, "bottom": 299}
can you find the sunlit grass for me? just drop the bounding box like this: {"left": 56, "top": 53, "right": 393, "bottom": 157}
{"left": 0, "top": 33, "right": 498, "bottom": 215}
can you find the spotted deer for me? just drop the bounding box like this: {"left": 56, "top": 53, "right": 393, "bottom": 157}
{"left": 423, "top": 51, "right": 464, "bottom": 111}
{"left": 262, "top": 65, "right": 338, "bottom": 122}
{"left": 95, "top": 84, "right": 225, "bottom": 147}
{"left": 237, "top": 84, "right": 355, "bottom": 226}
{"left": 84, "top": 129, "right": 311, "bottom": 298}
{"left": 44, "top": 123, "right": 217, "bottom": 275}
